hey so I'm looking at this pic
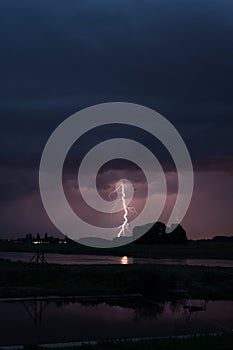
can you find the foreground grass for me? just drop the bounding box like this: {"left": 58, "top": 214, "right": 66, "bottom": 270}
{"left": 24, "top": 333, "right": 233, "bottom": 350}
{"left": 0, "top": 261, "right": 233, "bottom": 299}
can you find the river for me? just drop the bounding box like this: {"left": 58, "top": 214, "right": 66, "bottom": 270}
{"left": 0, "top": 299, "right": 232, "bottom": 346}
{"left": 0, "top": 251, "right": 233, "bottom": 267}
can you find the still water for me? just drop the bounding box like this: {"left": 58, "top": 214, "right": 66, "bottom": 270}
{"left": 0, "top": 251, "right": 233, "bottom": 267}
{"left": 0, "top": 299, "right": 232, "bottom": 345}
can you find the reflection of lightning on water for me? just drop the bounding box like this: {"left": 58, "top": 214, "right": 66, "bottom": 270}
{"left": 109, "top": 181, "right": 137, "bottom": 238}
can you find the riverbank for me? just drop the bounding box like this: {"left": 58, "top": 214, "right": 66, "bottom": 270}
{"left": 1, "top": 241, "right": 233, "bottom": 260}
{"left": 0, "top": 261, "right": 233, "bottom": 299}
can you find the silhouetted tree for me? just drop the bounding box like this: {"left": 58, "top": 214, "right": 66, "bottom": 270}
{"left": 133, "top": 222, "right": 187, "bottom": 244}
{"left": 166, "top": 224, "right": 187, "bottom": 244}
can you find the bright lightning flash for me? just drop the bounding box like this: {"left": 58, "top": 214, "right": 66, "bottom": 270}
{"left": 109, "top": 181, "right": 137, "bottom": 238}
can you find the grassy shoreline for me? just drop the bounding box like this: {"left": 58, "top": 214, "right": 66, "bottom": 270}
{"left": 11, "top": 333, "right": 233, "bottom": 350}
{"left": 0, "top": 261, "right": 233, "bottom": 299}
{"left": 49, "top": 333, "right": 233, "bottom": 350}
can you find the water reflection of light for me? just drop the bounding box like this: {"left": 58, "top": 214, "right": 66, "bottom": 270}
{"left": 121, "top": 256, "right": 128, "bottom": 265}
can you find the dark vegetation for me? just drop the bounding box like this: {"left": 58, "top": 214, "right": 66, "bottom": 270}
{"left": 1, "top": 222, "right": 188, "bottom": 246}
{"left": 0, "top": 261, "right": 233, "bottom": 299}
{"left": 133, "top": 222, "right": 187, "bottom": 244}
{"left": 1, "top": 222, "right": 233, "bottom": 259}
{"left": 0, "top": 239, "right": 233, "bottom": 260}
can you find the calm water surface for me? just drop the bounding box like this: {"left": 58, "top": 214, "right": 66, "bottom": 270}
{"left": 0, "top": 299, "right": 232, "bottom": 345}
{"left": 0, "top": 251, "right": 233, "bottom": 267}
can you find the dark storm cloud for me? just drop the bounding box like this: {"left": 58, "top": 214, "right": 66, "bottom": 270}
{"left": 0, "top": 1, "right": 233, "bottom": 236}
{"left": 0, "top": 165, "right": 37, "bottom": 203}
{"left": 0, "top": 0, "right": 232, "bottom": 160}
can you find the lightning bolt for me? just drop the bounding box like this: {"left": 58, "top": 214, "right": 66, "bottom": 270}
{"left": 109, "top": 181, "right": 137, "bottom": 238}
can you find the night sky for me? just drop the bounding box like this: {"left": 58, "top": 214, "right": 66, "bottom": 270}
{"left": 0, "top": 0, "right": 233, "bottom": 239}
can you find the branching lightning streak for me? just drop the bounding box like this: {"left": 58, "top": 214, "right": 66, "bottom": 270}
{"left": 109, "top": 181, "right": 137, "bottom": 238}
{"left": 117, "top": 182, "right": 128, "bottom": 238}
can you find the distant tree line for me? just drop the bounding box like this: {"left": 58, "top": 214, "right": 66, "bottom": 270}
{"left": 133, "top": 222, "right": 188, "bottom": 244}
{"left": 23, "top": 233, "right": 69, "bottom": 244}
